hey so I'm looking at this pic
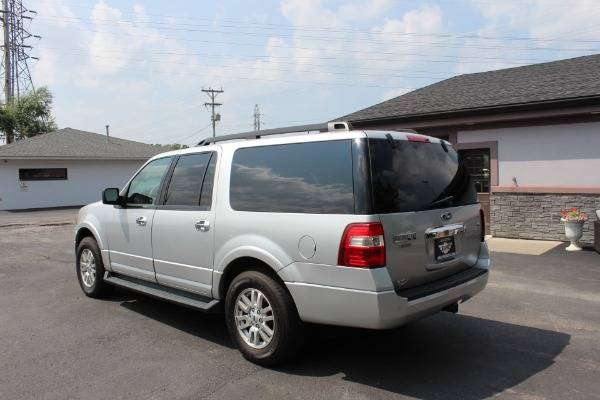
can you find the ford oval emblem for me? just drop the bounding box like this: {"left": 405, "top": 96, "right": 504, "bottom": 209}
{"left": 441, "top": 212, "right": 453, "bottom": 222}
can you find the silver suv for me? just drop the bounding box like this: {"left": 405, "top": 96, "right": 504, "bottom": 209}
{"left": 74, "top": 122, "right": 491, "bottom": 365}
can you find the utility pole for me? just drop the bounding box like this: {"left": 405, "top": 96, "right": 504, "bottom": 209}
{"left": 253, "top": 104, "right": 261, "bottom": 132}
{"left": 1, "top": 0, "right": 38, "bottom": 143}
{"left": 2, "top": 0, "right": 11, "bottom": 109}
{"left": 202, "top": 87, "right": 223, "bottom": 138}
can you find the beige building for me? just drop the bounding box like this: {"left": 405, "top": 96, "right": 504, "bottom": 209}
{"left": 341, "top": 54, "right": 600, "bottom": 243}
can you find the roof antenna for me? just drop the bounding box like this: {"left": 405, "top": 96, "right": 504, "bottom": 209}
{"left": 105, "top": 125, "right": 110, "bottom": 143}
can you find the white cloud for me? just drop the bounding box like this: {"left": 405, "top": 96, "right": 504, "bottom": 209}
{"left": 34, "top": 0, "right": 76, "bottom": 27}
{"left": 378, "top": 4, "right": 443, "bottom": 35}
{"left": 353, "top": 3, "right": 444, "bottom": 80}
{"left": 34, "top": 47, "right": 61, "bottom": 86}
{"left": 454, "top": 0, "right": 600, "bottom": 75}
{"left": 88, "top": 1, "right": 126, "bottom": 73}
{"left": 338, "top": 0, "right": 395, "bottom": 21}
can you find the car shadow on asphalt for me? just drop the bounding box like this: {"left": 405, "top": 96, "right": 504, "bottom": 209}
{"left": 115, "top": 291, "right": 570, "bottom": 400}
{"left": 280, "top": 312, "right": 571, "bottom": 400}
{"left": 116, "top": 291, "right": 234, "bottom": 349}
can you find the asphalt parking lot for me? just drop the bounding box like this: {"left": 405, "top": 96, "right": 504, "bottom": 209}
{"left": 1, "top": 220, "right": 599, "bottom": 399}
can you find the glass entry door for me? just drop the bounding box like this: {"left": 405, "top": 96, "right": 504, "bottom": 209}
{"left": 458, "top": 148, "right": 491, "bottom": 235}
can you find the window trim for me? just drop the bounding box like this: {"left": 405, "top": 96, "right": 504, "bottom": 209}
{"left": 18, "top": 168, "right": 68, "bottom": 181}
{"left": 228, "top": 140, "right": 356, "bottom": 214}
{"left": 155, "top": 151, "right": 218, "bottom": 211}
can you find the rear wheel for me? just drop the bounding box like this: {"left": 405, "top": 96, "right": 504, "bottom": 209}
{"left": 225, "top": 270, "right": 304, "bottom": 365}
{"left": 76, "top": 237, "right": 112, "bottom": 298}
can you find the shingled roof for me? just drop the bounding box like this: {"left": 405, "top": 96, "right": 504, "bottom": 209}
{"left": 341, "top": 54, "right": 600, "bottom": 123}
{"left": 0, "top": 128, "right": 165, "bottom": 160}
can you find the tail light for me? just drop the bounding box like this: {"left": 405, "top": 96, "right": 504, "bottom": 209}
{"left": 338, "top": 223, "right": 386, "bottom": 268}
{"left": 479, "top": 209, "right": 486, "bottom": 242}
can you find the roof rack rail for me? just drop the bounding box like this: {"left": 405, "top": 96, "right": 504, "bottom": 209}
{"left": 197, "top": 121, "right": 352, "bottom": 145}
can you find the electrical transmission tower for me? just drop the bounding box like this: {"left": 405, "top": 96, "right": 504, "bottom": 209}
{"left": 202, "top": 87, "right": 223, "bottom": 138}
{"left": 1, "top": 0, "right": 38, "bottom": 143}
{"left": 253, "top": 104, "right": 261, "bottom": 132}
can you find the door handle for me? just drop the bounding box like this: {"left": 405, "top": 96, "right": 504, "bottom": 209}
{"left": 195, "top": 220, "right": 210, "bottom": 232}
{"left": 136, "top": 216, "right": 147, "bottom": 226}
{"left": 424, "top": 223, "right": 465, "bottom": 239}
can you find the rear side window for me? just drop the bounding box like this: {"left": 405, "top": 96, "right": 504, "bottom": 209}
{"left": 230, "top": 140, "right": 354, "bottom": 213}
{"left": 164, "top": 153, "right": 212, "bottom": 206}
{"left": 369, "top": 138, "right": 477, "bottom": 213}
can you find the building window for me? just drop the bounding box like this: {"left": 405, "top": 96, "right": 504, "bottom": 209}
{"left": 19, "top": 168, "right": 68, "bottom": 181}
{"left": 458, "top": 149, "right": 491, "bottom": 193}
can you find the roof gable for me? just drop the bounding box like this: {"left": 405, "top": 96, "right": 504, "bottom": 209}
{"left": 0, "top": 128, "right": 166, "bottom": 159}
{"left": 341, "top": 54, "right": 600, "bottom": 122}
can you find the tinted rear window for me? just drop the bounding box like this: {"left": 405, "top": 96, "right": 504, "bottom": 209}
{"left": 164, "top": 153, "right": 212, "bottom": 206}
{"left": 230, "top": 140, "right": 354, "bottom": 213}
{"left": 369, "top": 138, "right": 477, "bottom": 213}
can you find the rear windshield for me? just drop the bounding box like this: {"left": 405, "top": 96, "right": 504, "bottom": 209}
{"left": 369, "top": 138, "right": 477, "bottom": 213}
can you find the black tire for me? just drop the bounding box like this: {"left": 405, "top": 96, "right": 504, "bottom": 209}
{"left": 225, "top": 270, "right": 304, "bottom": 365}
{"left": 76, "top": 236, "right": 112, "bottom": 298}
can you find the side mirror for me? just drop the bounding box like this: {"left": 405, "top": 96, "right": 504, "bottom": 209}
{"left": 102, "top": 188, "right": 122, "bottom": 205}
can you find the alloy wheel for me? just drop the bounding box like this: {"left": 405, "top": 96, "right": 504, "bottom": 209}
{"left": 234, "top": 288, "right": 275, "bottom": 349}
{"left": 79, "top": 248, "right": 97, "bottom": 288}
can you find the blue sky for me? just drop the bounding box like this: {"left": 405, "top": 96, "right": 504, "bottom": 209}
{"left": 25, "top": 0, "right": 600, "bottom": 145}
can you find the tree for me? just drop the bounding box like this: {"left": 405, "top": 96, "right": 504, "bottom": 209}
{"left": 0, "top": 87, "right": 57, "bottom": 144}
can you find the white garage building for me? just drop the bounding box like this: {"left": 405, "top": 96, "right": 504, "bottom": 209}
{"left": 0, "top": 128, "right": 164, "bottom": 210}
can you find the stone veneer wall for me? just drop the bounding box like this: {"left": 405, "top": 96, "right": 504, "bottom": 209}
{"left": 491, "top": 192, "right": 600, "bottom": 244}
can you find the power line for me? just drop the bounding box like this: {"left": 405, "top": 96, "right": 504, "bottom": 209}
{"left": 171, "top": 122, "right": 213, "bottom": 145}
{"left": 35, "top": 14, "right": 600, "bottom": 52}
{"left": 39, "top": 46, "right": 453, "bottom": 77}
{"left": 41, "top": 48, "right": 449, "bottom": 80}
{"left": 202, "top": 87, "right": 223, "bottom": 138}
{"left": 39, "top": 44, "right": 553, "bottom": 66}
{"left": 30, "top": 1, "right": 600, "bottom": 43}
{"left": 34, "top": 25, "right": 569, "bottom": 65}
{"left": 38, "top": 52, "right": 419, "bottom": 89}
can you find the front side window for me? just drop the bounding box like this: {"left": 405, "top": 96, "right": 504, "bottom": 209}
{"left": 164, "top": 153, "right": 213, "bottom": 207}
{"left": 230, "top": 140, "right": 354, "bottom": 214}
{"left": 126, "top": 157, "right": 172, "bottom": 205}
{"left": 369, "top": 139, "right": 477, "bottom": 213}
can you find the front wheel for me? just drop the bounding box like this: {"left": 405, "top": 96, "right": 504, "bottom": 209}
{"left": 225, "top": 270, "right": 304, "bottom": 365}
{"left": 76, "top": 237, "right": 112, "bottom": 298}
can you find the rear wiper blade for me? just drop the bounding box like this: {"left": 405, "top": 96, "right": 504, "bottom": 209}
{"left": 426, "top": 195, "right": 454, "bottom": 209}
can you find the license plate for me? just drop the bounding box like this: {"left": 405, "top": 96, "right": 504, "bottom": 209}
{"left": 434, "top": 236, "right": 456, "bottom": 261}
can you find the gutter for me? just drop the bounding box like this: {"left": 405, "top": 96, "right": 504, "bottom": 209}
{"left": 346, "top": 94, "right": 600, "bottom": 127}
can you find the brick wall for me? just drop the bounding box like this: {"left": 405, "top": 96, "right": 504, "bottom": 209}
{"left": 491, "top": 192, "right": 600, "bottom": 244}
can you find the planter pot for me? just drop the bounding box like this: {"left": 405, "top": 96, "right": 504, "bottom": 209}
{"left": 562, "top": 219, "right": 584, "bottom": 251}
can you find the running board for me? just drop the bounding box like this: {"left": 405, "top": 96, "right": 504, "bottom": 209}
{"left": 104, "top": 273, "right": 221, "bottom": 312}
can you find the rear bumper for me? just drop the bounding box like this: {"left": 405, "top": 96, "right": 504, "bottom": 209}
{"left": 283, "top": 242, "right": 491, "bottom": 329}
